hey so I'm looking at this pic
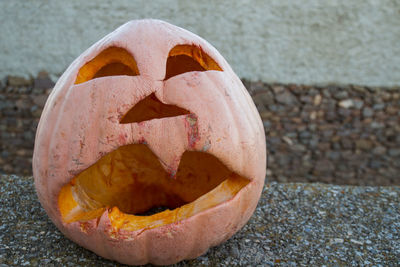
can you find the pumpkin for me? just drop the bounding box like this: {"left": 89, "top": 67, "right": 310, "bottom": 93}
{"left": 33, "top": 19, "right": 266, "bottom": 265}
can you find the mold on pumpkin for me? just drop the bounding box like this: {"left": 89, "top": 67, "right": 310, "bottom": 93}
{"left": 33, "top": 19, "right": 266, "bottom": 265}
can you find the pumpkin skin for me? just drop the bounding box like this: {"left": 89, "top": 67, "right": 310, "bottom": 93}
{"left": 33, "top": 19, "right": 266, "bottom": 265}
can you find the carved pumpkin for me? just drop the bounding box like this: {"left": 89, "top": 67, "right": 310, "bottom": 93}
{"left": 33, "top": 19, "right": 266, "bottom": 265}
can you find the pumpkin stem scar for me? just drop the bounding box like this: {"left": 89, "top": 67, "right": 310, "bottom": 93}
{"left": 58, "top": 144, "right": 250, "bottom": 231}
{"left": 185, "top": 114, "right": 200, "bottom": 148}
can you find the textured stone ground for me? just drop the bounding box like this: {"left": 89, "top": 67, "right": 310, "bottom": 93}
{"left": 1, "top": 175, "right": 399, "bottom": 266}
{"left": 1, "top": 75, "right": 399, "bottom": 185}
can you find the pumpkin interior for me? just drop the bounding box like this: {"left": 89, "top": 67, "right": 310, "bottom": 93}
{"left": 75, "top": 47, "right": 139, "bottom": 84}
{"left": 120, "top": 93, "right": 190, "bottom": 123}
{"left": 74, "top": 45, "right": 222, "bottom": 83}
{"left": 58, "top": 144, "right": 249, "bottom": 231}
{"left": 164, "top": 44, "right": 222, "bottom": 80}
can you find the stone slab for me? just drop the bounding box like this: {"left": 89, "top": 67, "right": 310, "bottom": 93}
{"left": 1, "top": 1, "right": 400, "bottom": 86}
{"left": 0, "top": 175, "right": 399, "bottom": 266}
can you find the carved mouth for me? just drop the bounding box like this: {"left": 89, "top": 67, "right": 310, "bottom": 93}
{"left": 58, "top": 144, "right": 249, "bottom": 231}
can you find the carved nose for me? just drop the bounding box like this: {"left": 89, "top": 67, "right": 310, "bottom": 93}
{"left": 120, "top": 93, "right": 190, "bottom": 124}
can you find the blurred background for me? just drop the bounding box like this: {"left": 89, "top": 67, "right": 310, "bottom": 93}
{"left": 0, "top": 0, "right": 399, "bottom": 185}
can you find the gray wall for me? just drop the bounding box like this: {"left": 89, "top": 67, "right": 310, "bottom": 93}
{"left": 1, "top": 0, "right": 399, "bottom": 86}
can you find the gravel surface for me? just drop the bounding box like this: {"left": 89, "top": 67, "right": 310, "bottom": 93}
{"left": 1, "top": 175, "right": 399, "bottom": 266}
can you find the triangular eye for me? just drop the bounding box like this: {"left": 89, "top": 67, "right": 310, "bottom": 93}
{"left": 165, "top": 44, "right": 222, "bottom": 80}
{"left": 75, "top": 47, "right": 139, "bottom": 84}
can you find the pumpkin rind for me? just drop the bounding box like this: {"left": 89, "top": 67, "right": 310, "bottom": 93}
{"left": 33, "top": 19, "right": 266, "bottom": 265}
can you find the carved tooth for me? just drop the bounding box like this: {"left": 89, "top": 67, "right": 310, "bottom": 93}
{"left": 100, "top": 164, "right": 111, "bottom": 177}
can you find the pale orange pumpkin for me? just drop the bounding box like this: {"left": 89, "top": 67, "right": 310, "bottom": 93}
{"left": 33, "top": 19, "right": 266, "bottom": 265}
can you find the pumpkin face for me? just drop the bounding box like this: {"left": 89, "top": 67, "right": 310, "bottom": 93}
{"left": 33, "top": 19, "right": 266, "bottom": 265}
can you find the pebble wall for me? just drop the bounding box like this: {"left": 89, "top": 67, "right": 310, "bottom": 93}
{"left": 0, "top": 74, "right": 399, "bottom": 185}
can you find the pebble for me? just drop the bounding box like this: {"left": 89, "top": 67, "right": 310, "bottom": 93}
{"left": 271, "top": 85, "right": 285, "bottom": 94}
{"left": 350, "top": 239, "right": 364, "bottom": 245}
{"left": 32, "top": 95, "right": 48, "bottom": 108}
{"left": 370, "top": 122, "right": 384, "bottom": 129}
{"left": 7, "top": 76, "right": 31, "bottom": 87}
{"left": 355, "top": 139, "right": 373, "bottom": 150}
{"left": 313, "top": 94, "right": 322, "bottom": 106}
{"left": 282, "top": 136, "right": 294, "bottom": 146}
{"left": 339, "top": 99, "right": 354, "bottom": 108}
{"left": 275, "top": 91, "right": 298, "bottom": 105}
{"left": 33, "top": 71, "right": 55, "bottom": 90}
{"left": 314, "top": 159, "right": 335, "bottom": 173}
{"left": 334, "top": 90, "right": 349, "bottom": 100}
{"left": 388, "top": 149, "right": 400, "bottom": 157}
{"left": 330, "top": 238, "right": 344, "bottom": 244}
{"left": 369, "top": 160, "right": 382, "bottom": 169}
{"left": 362, "top": 107, "right": 374, "bottom": 117}
{"left": 373, "top": 103, "right": 385, "bottom": 110}
{"left": 353, "top": 99, "right": 364, "bottom": 109}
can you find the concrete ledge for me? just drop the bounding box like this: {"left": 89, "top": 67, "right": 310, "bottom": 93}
{"left": 1, "top": 175, "right": 399, "bottom": 266}
{"left": 1, "top": 1, "right": 400, "bottom": 86}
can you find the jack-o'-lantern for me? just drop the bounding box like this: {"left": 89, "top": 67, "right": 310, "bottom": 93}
{"left": 33, "top": 19, "right": 266, "bottom": 265}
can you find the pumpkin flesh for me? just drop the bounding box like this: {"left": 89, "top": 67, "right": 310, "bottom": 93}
{"left": 58, "top": 144, "right": 249, "bottom": 231}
